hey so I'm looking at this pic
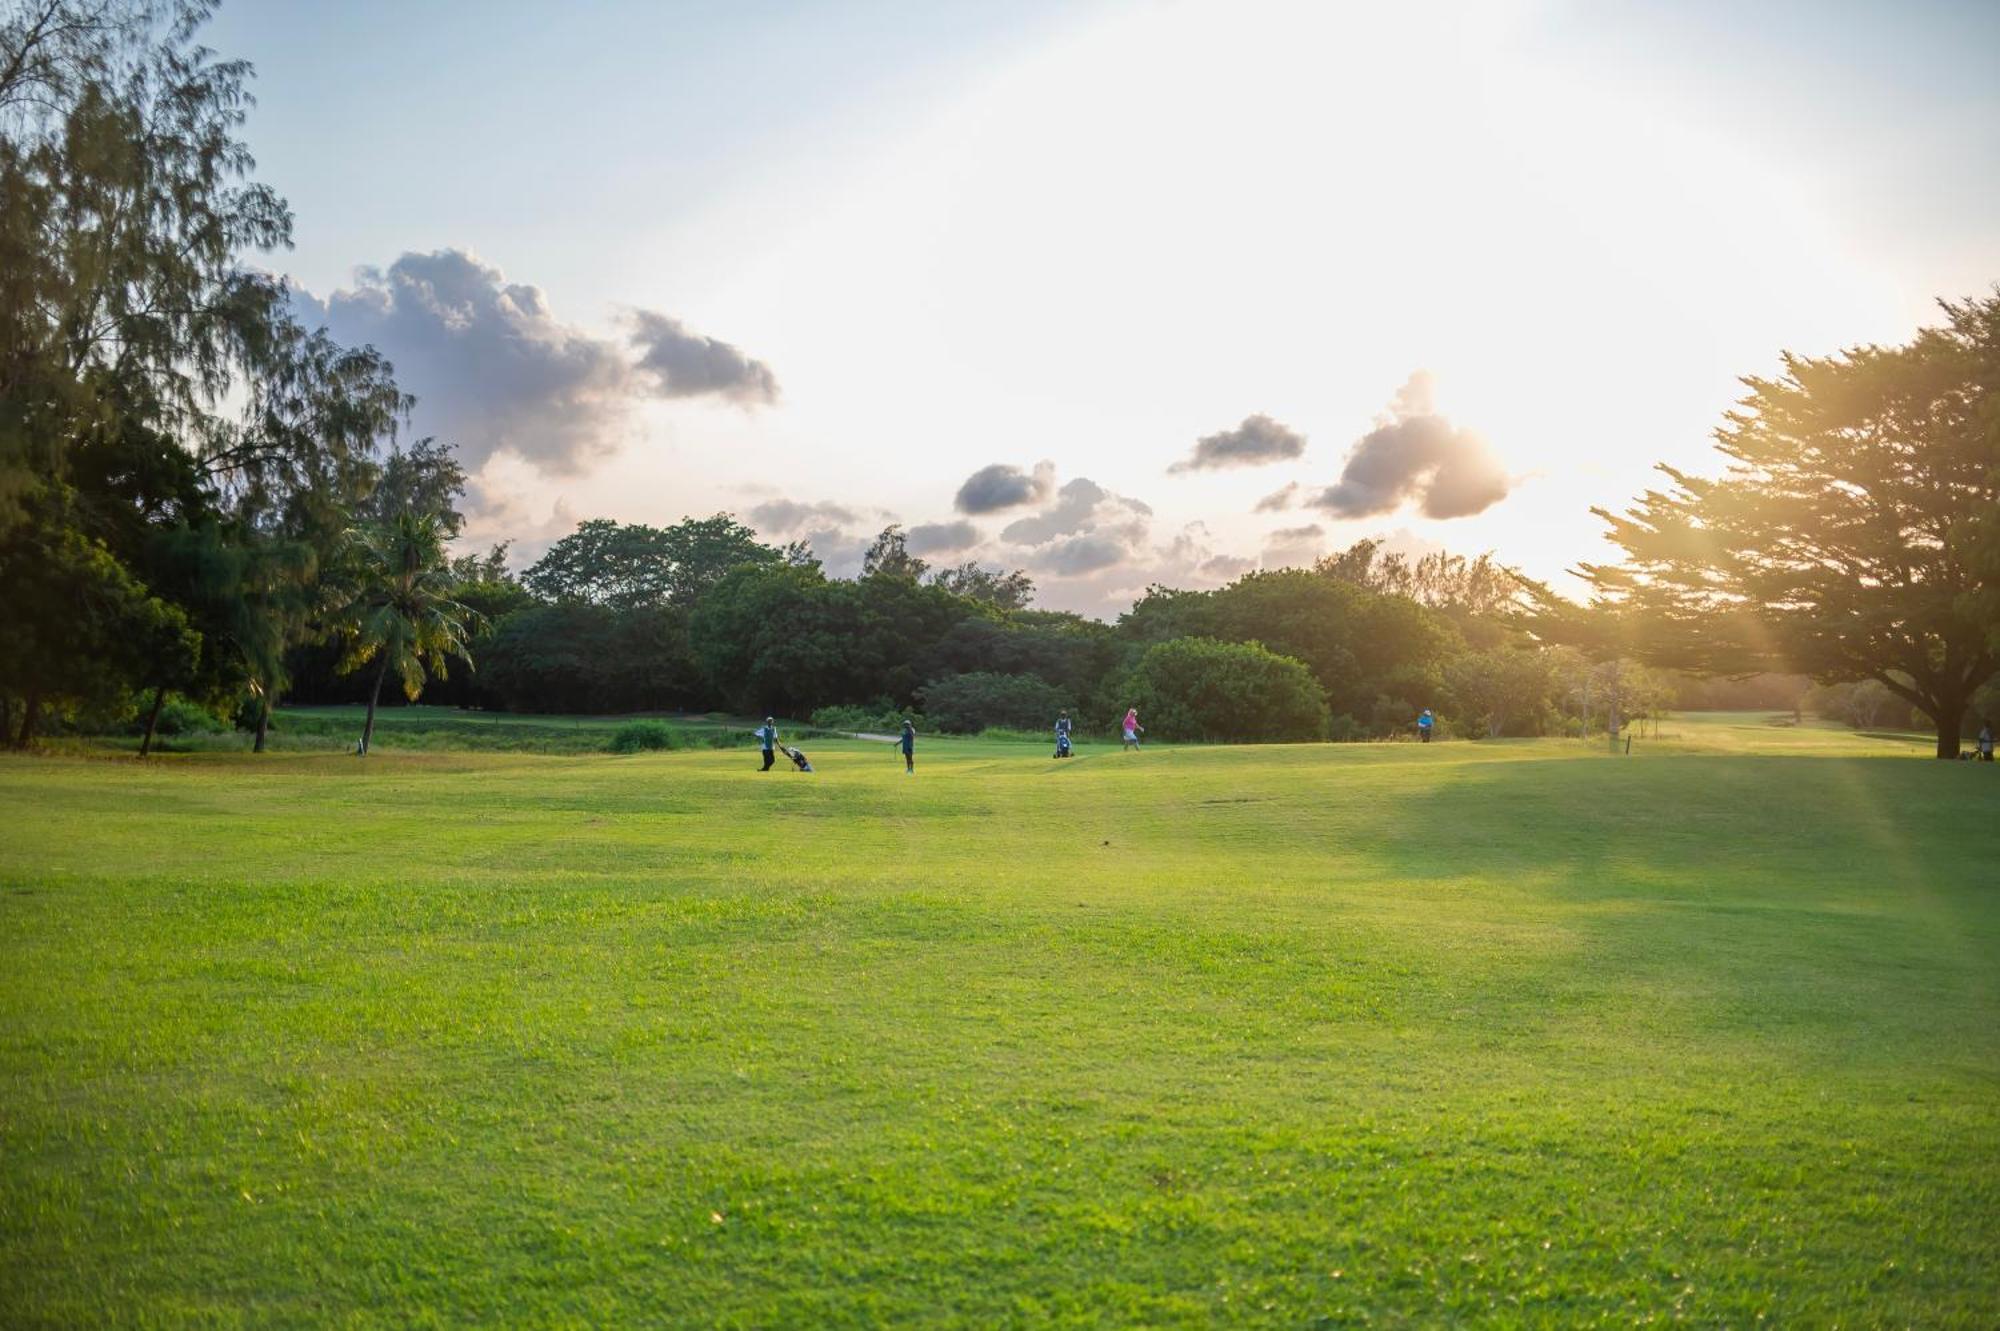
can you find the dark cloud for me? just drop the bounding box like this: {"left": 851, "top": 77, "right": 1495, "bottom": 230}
{"left": 749, "top": 498, "right": 861, "bottom": 535}
{"left": 290, "top": 248, "right": 779, "bottom": 478}
{"left": 1254, "top": 481, "right": 1301, "bottom": 513}
{"left": 1311, "top": 372, "right": 1512, "bottom": 520}
{"left": 954, "top": 461, "right": 1055, "bottom": 514}
{"left": 904, "top": 520, "right": 980, "bottom": 555}
{"left": 629, "top": 310, "right": 779, "bottom": 405}
{"left": 1169, "top": 413, "right": 1307, "bottom": 474}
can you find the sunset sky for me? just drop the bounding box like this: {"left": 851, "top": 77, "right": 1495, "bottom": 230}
{"left": 210, "top": 0, "right": 1999, "bottom": 614}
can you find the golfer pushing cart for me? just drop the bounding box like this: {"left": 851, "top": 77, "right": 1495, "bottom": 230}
{"left": 751, "top": 717, "right": 813, "bottom": 772}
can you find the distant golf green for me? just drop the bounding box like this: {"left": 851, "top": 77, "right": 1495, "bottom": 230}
{"left": 2, "top": 715, "right": 1995, "bottom": 1326}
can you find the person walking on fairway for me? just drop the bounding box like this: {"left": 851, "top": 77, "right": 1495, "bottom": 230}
{"left": 1979, "top": 718, "right": 1995, "bottom": 762}
{"left": 755, "top": 716, "right": 778, "bottom": 771}
{"left": 1122, "top": 707, "right": 1144, "bottom": 751}
{"left": 1417, "top": 708, "right": 1435, "bottom": 744}
{"left": 892, "top": 717, "right": 916, "bottom": 774}
{"left": 1054, "top": 710, "right": 1073, "bottom": 758}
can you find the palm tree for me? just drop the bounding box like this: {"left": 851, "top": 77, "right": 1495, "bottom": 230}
{"left": 336, "top": 511, "right": 482, "bottom": 755}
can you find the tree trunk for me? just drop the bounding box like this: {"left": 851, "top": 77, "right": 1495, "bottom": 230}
{"left": 253, "top": 695, "right": 270, "bottom": 754}
{"left": 1606, "top": 660, "right": 1622, "bottom": 754}
{"left": 1934, "top": 697, "right": 1965, "bottom": 759}
{"left": 139, "top": 684, "right": 166, "bottom": 758}
{"left": 360, "top": 654, "right": 390, "bottom": 754}
{"left": 17, "top": 691, "right": 39, "bottom": 748}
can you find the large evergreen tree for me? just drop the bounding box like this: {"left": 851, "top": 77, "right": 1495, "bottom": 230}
{"left": 1584, "top": 293, "right": 2000, "bottom": 757}
{"left": 1, "top": 1, "right": 435, "bottom": 741}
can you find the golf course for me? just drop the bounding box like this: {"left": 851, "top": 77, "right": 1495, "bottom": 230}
{"left": 3, "top": 714, "right": 1995, "bottom": 1327}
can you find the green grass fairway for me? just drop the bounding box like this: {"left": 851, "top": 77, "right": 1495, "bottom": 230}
{"left": 94, "top": 705, "right": 773, "bottom": 756}
{"left": 3, "top": 717, "right": 1997, "bottom": 1326}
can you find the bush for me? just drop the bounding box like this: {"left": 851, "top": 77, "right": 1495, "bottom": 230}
{"left": 1120, "top": 638, "right": 1328, "bottom": 743}
{"left": 1326, "top": 712, "right": 1366, "bottom": 742}
{"left": 917, "top": 672, "right": 1073, "bottom": 735}
{"left": 117, "top": 693, "right": 230, "bottom": 737}
{"left": 607, "top": 721, "right": 680, "bottom": 753}
{"left": 977, "top": 726, "right": 1063, "bottom": 743}
{"left": 810, "top": 700, "right": 911, "bottom": 733}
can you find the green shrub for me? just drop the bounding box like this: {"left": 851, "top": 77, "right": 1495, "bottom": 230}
{"left": 608, "top": 721, "right": 680, "bottom": 753}
{"left": 117, "top": 693, "right": 230, "bottom": 737}
{"left": 1325, "top": 713, "right": 1366, "bottom": 742}
{"left": 1120, "top": 638, "right": 1327, "bottom": 743}
{"left": 918, "top": 672, "right": 1073, "bottom": 734}
{"left": 977, "top": 726, "right": 1063, "bottom": 743}
{"left": 810, "top": 701, "right": 913, "bottom": 733}
{"left": 154, "top": 696, "right": 231, "bottom": 736}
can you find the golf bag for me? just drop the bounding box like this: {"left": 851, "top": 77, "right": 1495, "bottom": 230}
{"left": 782, "top": 745, "right": 813, "bottom": 772}
{"left": 1054, "top": 731, "right": 1072, "bottom": 759}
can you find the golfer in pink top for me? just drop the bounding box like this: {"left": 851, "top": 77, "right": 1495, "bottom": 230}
{"left": 1122, "top": 707, "right": 1145, "bottom": 751}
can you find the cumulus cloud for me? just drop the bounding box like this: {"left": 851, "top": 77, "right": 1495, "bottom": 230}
{"left": 1021, "top": 521, "right": 1252, "bottom": 619}
{"left": 749, "top": 498, "right": 861, "bottom": 535}
{"left": 748, "top": 503, "right": 973, "bottom": 572}
{"left": 629, "top": 310, "right": 778, "bottom": 405}
{"left": 999, "top": 478, "right": 1151, "bottom": 548}
{"left": 291, "top": 248, "right": 779, "bottom": 479}
{"left": 1254, "top": 481, "right": 1301, "bottom": 513}
{"left": 954, "top": 461, "right": 1055, "bottom": 514}
{"left": 904, "top": 520, "right": 980, "bottom": 555}
{"left": 803, "top": 529, "right": 873, "bottom": 579}
{"left": 1262, "top": 523, "right": 1326, "bottom": 568}
{"left": 742, "top": 498, "right": 884, "bottom": 576}
{"left": 1169, "top": 413, "right": 1307, "bottom": 474}
{"left": 1200, "top": 553, "right": 1258, "bottom": 580}
{"left": 456, "top": 463, "right": 580, "bottom": 567}
{"left": 1312, "top": 371, "right": 1512, "bottom": 520}
{"left": 990, "top": 476, "right": 1163, "bottom": 590}
{"left": 1039, "top": 534, "right": 1133, "bottom": 576}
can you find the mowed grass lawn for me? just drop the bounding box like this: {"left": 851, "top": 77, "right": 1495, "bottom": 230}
{"left": 2, "top": 716, "right": 1997, "bottom": 1326}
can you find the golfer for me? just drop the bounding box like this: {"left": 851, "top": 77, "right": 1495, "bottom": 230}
{"left": 1055, "top": 710, "right": 1073, "bottom": 758}
{"left": 1418, "top": 708, "right": 1435, "bottom": 743}
{"left": 1979, "top": 718, "right": 1994, "bottom": 762}
{"left": 1122, "top": 707, "right": 1144, "bottom": 751}
{"left": 892, "top": 717, "right": 916, "bottom": 774}
{"left": 755, "top": 716, "right": 778, "bottom": 771}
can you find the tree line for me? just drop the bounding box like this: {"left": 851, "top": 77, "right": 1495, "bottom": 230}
{"left": 3, "top": 2, "right": 1994, "bottom": 756}
{"left": 283, "top": 522, "right": 1694, "bottom": 745}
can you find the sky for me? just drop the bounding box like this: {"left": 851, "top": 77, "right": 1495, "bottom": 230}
{"left": 207, "top": 0, "right": 2000, "bottom": 616}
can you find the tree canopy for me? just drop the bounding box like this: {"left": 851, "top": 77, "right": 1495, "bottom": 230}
{"left": 1582, "top": 293, "right": 2000, "bottom": 756}
{"left": 522, "top": 515, "right": 784, "bottom": 610}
